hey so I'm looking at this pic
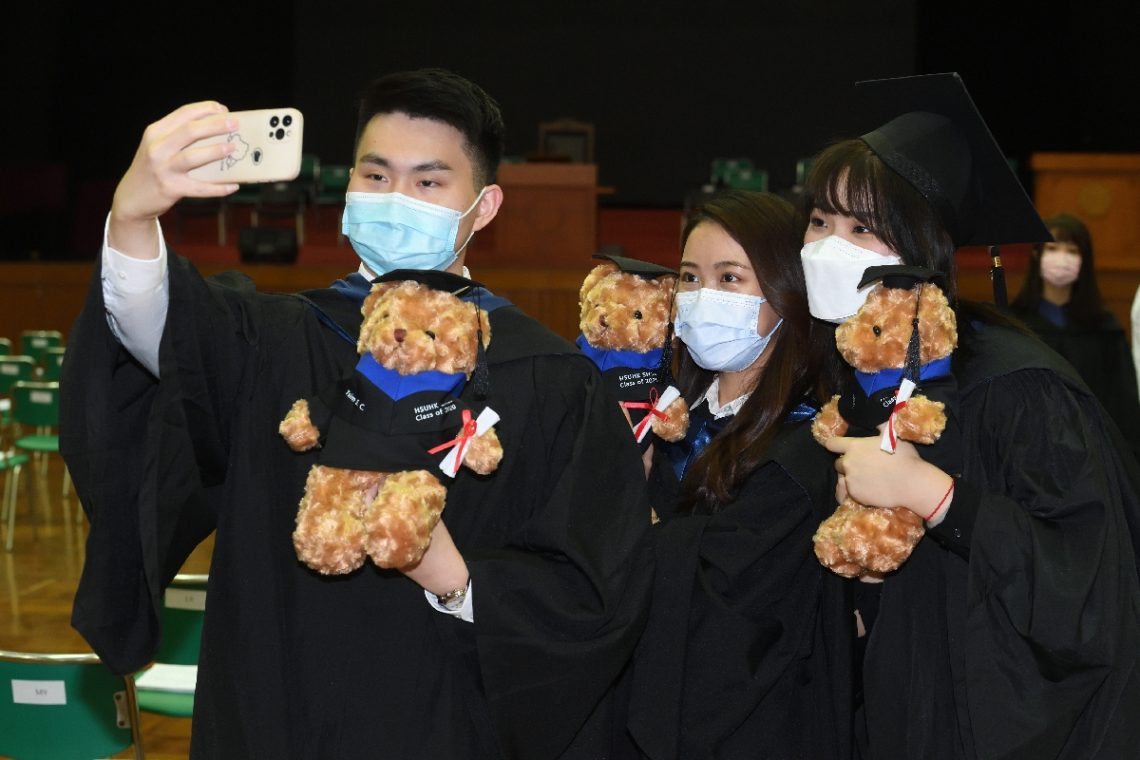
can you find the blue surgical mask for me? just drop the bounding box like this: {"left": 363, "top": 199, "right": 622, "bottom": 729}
{"left": 342, "top": 188, "right": 485, "bottom": 276}
{"left": 674, "top": 288, "right": 783, "bottom": 372}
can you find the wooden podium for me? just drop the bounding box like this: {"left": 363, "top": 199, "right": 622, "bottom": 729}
{"left": 484, "top": 163, "right": 599, "bottom": 266}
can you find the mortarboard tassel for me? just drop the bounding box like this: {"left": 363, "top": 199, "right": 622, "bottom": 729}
{"left": 471, "top": 292, "right": 490, "bottom": 398}
{"left": 989, "top": 245, "right": 1008, "bottom": 308}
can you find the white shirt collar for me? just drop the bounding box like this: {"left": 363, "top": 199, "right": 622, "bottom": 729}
{"left": 700, "top": 376, "right": 750, "bottom": 419}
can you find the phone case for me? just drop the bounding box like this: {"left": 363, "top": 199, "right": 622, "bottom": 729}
{"left": 188, "top": 108, "right": 304, "bottom": 184}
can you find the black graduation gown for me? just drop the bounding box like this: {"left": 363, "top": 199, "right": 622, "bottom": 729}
{"left": 1011, "top": 307, "right": 1140, "bottom": 462}
{"left": 60, "top": 254, "right": 653, "bottom": 760}
{"left": 623, "top": 416, "right": 856, "bottom": 760}
{"left": 857, "top": 323, "right": 1140, "bottom": 760}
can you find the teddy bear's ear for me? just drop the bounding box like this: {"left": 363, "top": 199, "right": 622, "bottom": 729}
{"left": 580, "top": 263, "right": 616, "bottom": 300}
{"left": 361, "top": 281, "right": 401, "bottom": 315}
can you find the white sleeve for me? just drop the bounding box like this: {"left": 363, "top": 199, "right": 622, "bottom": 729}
{"left": 423, "top": 580, "right": 474, "bottom": 623}
{"left": 101, "top": 214, "right": 169, "bottom": 377}
{"left": 1132, "top": 286, "right": 1140, "bottom": 402}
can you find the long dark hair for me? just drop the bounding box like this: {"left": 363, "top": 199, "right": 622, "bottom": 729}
{"left": 1011, "top": 213, "right": 1107, "bottom": 327}
{"left": 676, "top": 191, "right": 838, "bottom": 513}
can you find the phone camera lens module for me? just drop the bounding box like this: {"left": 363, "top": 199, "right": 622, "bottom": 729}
{"left": 282, "top": 114, "right": 293, "bottom": 127}
{"left": 270, "top": 116, "right": 280, "bottom": 127}
{"left": 275, "top": 128, "right": 286, "bottom": 140}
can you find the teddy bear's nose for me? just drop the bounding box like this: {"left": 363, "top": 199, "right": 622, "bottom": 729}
{"left": 394, "top": 328, "right": 406, "bottom": 343}
{"left": 599, "top": 314, "right": 608, "bottom": 328}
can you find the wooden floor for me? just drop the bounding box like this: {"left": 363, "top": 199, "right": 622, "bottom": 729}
{"left": 1, "top": 452, "right": 212, "bottom": 759}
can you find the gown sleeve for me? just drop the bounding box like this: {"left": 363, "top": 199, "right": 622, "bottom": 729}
{"left": 61, "top": 252, "right": 282, "bottom": 674}
{"left": 957, "top": 367, "right": 1140, "bottom": 758}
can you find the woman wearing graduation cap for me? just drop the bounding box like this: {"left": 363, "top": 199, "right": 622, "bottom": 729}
{"left": 621, "top": 190, "right": 857, "bottom": 759}
{"left": 800, "top": 72, "right": 1140, "bottom": 759}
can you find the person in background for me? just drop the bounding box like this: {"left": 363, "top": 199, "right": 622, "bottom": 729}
{"left": 61, "top": 68, "right": 652, "bottom": 759}
{"left": 1011, "top": 212, "right": 1140, "bottom": 459}
{"left": 800, "top": 73, "right": 1140, "bottom": 760}
{"left": 622, "top": 190, "right": 854, "bottom": 759}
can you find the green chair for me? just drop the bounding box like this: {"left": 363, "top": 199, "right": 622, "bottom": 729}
{"left": 0, "top": 356, "right": 36, "bottom": 446}
{"left": 315, "top": 164, "right": 351, "bottom": 240}
{"left": 5, "top": 381, "right": 69, "bottom": 550}
{"left": 134, "top": 574, "right": 208, "bottom": 719}
{"left": 724, "top": 166, "right": 768, "bottom": 192}
{"left": 795, "top": 157, "right": 816, "bottom": 188}
{"left": 298, "top": 153, "right": 321, "bottom": 205}
{"left": 0, "top": 650, "right": 144, "bottom": 760}
{"left": 0, "top": 449, "right": 32, "bottom": 551}
{"left": 0, "top": 356, "right": 36, "bottom": 396}
{"left": 0, "top": 337, "right": 10, "bottom": 356}
{"left": 709, "top": 157, "right": 753, "bottom": 187}
{"left": 41, "top": 346, "right": 66, "bottom": 382}
{"left": 19, "top": 330, "right": 63, "bottom": 368}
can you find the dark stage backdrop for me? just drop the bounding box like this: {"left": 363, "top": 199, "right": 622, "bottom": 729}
{"left": 2, "top": 1, "right": 1137, "bottom": 259}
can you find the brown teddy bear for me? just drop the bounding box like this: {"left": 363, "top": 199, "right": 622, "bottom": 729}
{"left": 279, "top": 273, "right": 503, "bottom": 575}
{"left": 811, "top": 265, "right": 959, "bottom": 579}
{"left": 577, "top": 253, "right": 689, "bottom": 449}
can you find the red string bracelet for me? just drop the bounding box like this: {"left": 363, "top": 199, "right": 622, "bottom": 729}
{"left": 924, "top": 478, "right": 955, "bottom": 523}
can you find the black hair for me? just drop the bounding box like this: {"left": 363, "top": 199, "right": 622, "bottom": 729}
{"left": 1011, "top": 213, "right": 1107, "bottom": 327}
{"left": 354, "top": 68, "right": 505, "bottom": 188}
{"left": 802, "top": 139, "right": 959, "bottom": 300}
{"left": 675, "top": 190, "right": 840, "bottom": 513}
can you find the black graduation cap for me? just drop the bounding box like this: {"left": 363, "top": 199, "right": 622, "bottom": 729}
{"left": 373, "top": 268, "right": 484, "bottom": 295}
{"left": 858, "top": 264, "right": 946, "bottom": 292}
{"left": 592, "top": 252, "right": 678, "bottom": 279}
{"left": 855, "top": 73, "right": 1051, "bottom": 249}
{"left": 372, "top": 268, "right": 491, "bottom": 397}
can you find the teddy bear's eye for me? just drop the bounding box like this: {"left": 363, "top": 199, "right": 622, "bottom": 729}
{"left": 633, "top": 310, "right": 643, "bottom": 320}
{"left": 425, "top": 330, "right": 436, "bottom": 340}
{"left": 872, "top": 325, "right": 882, "bottom": 337}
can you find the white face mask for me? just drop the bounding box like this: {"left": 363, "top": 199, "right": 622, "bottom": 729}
{"left": 674, "top": 288, "right": 783, "bottom": 373}
{"left": 1039, "top": 249, "right": 1081, "bottom": 288}
{"left": 800, "top": 236, "right": 902, "bottom": 323}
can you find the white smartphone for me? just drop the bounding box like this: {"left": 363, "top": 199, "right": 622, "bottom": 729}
{"left": 188, "top": 107, "right": 304, "bottom": 184}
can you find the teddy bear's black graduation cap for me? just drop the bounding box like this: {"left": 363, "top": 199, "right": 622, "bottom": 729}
{"left": 858, "top": 264, "right": 946, "bottom": 292}
{"left": 592, "top": 252, "right": 678, "bottom": 279}
{"left": 373, "top": 268, "right": 484, "bottom": 294}
{"left": 855, "top": 73, "right": 1050, "bottom": 250}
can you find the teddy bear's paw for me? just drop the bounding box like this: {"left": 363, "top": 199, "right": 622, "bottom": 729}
{"left": 841, "top": 504, "right": 925, "bottom": 574}
{"left": 813, "top": 503, "right": 868, "bottom": 577}
{"left": 813, "top": 536, "right": 867, "bottom": 578}
{"left": 293, "top": 501, "right": 369, "bottom": 575}
{"left": 364, "top": 470, "right": 447, "bottom": 569}
{"left": 652, "top": 398, "right": 690, "bottom": 442}
{"left": 462, "top": 429, "right": 504, "bottom": 475}
{"left": 811, "top": 397, "right": 847, "bottom": 444}
{"left": 894, "top": 397, "right": 947, "bottom": 444}
{"left": 279, "top": 399, "right": 321, "bottom": 451}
